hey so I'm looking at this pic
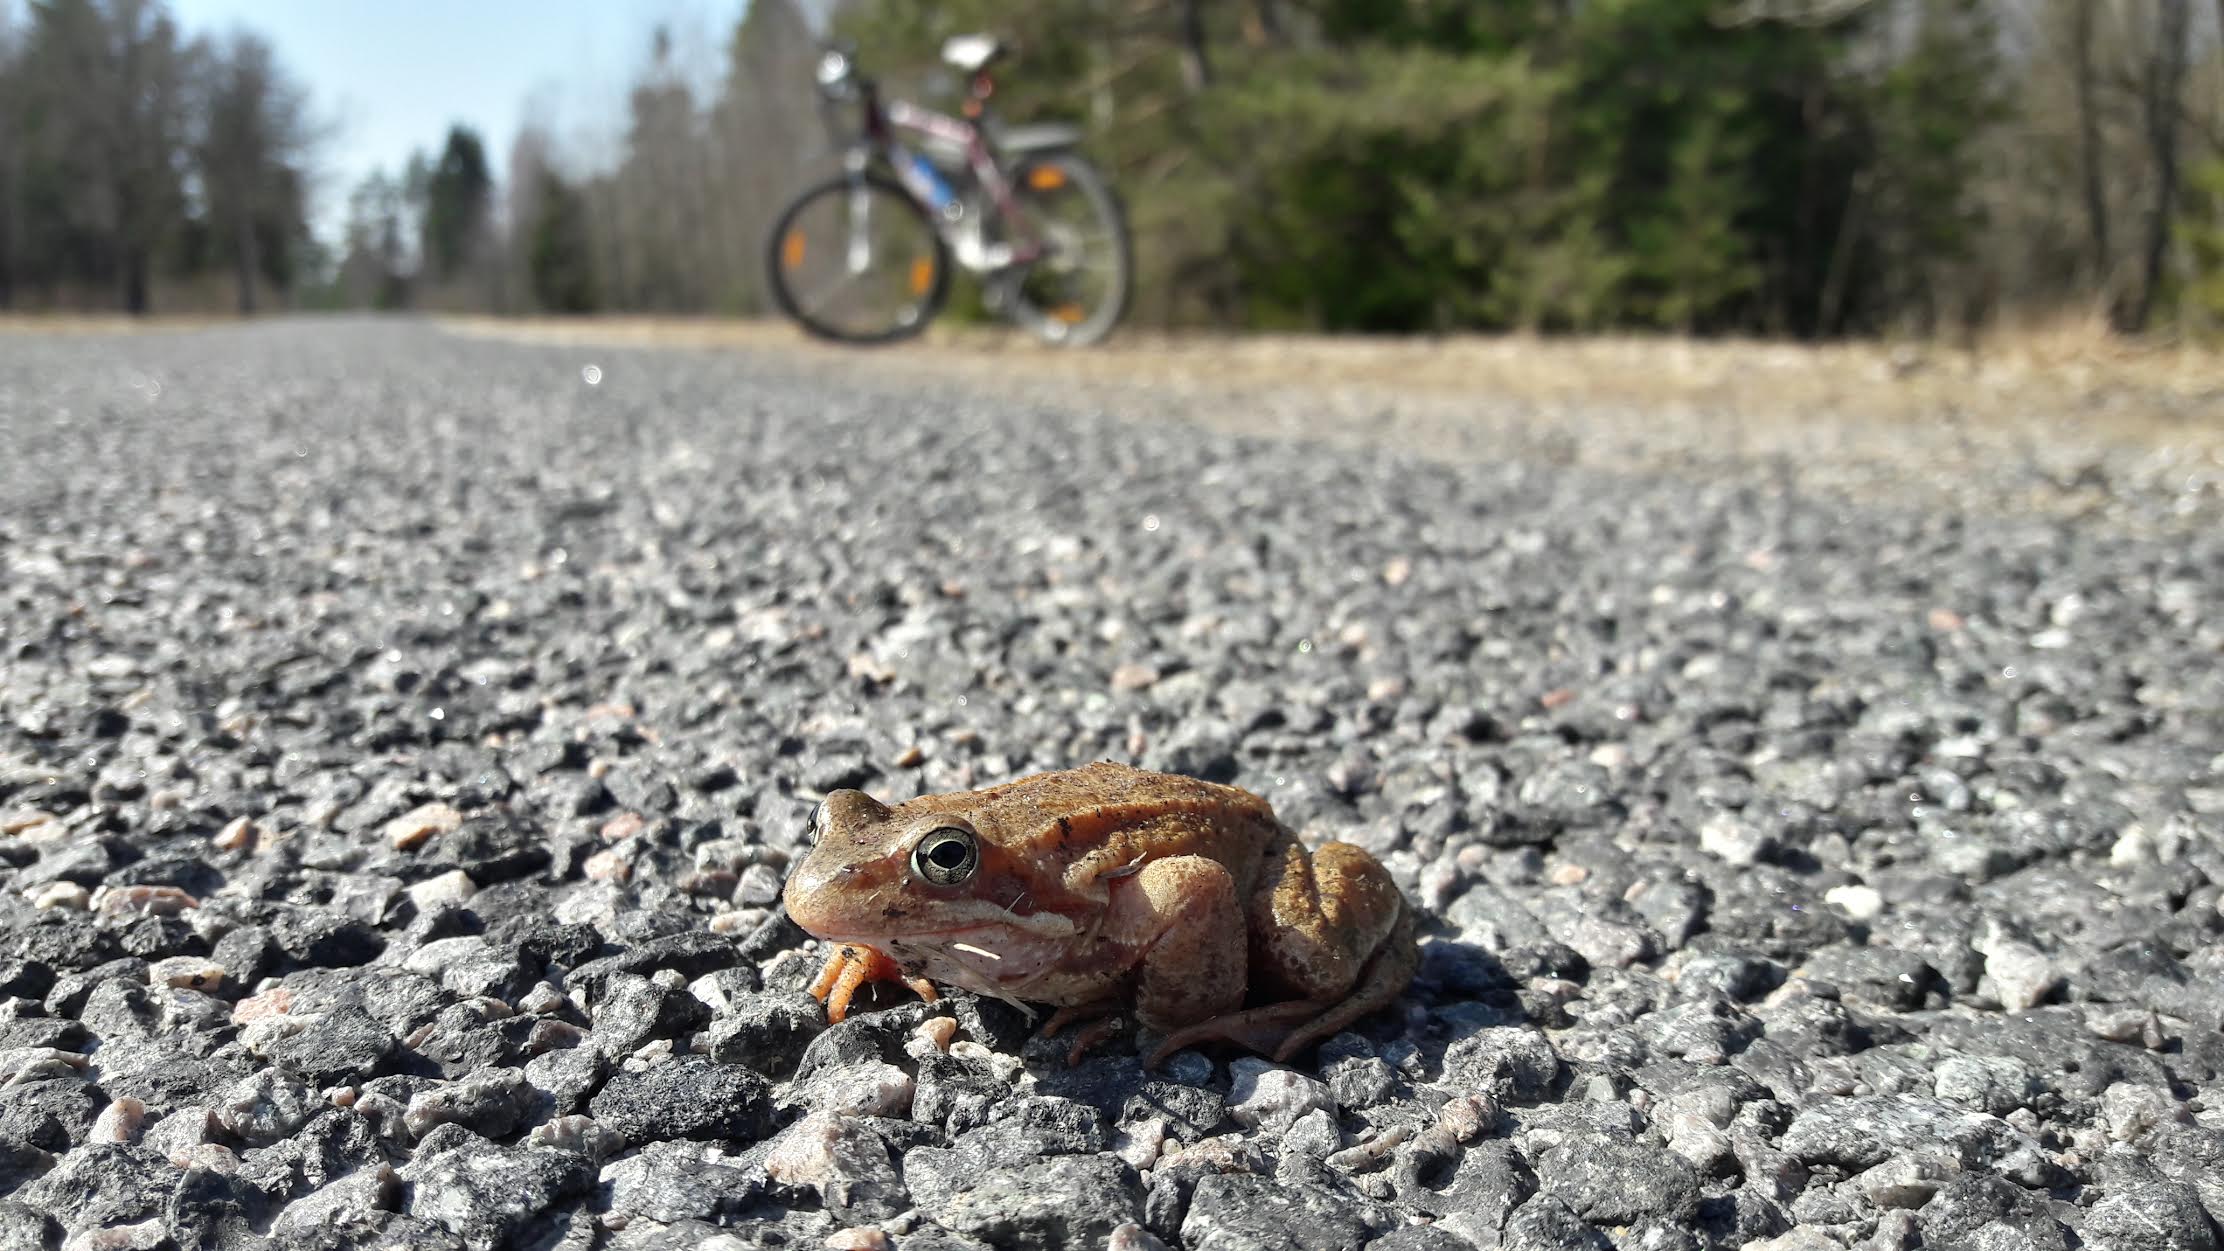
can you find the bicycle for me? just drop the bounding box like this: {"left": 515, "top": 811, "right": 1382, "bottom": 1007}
{"left": 764, "top": 36, "right": 1133, "bottom": 347}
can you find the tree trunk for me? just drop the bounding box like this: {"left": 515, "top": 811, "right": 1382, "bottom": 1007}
{"left": 2115, "top": 0, "right": 2190, "bottom": 334}
{"left": 2072, "top": 0, "right": 2109, "bottom": 285}
{"left": 123, "top": 245, "right": 148, "bottom": 314}
{"left": 235, "top": 209, "right": 259, "bottom": 314}
{"left": 1246, "top": 0, "right": 1284, "bottom": 46}
{"left": 1177, "top": 0, "right": 1212, "bottom": 91}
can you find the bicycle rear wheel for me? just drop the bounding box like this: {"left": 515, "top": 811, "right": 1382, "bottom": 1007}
{"left": 766, "top": 173, "right": 950, "bottom": 345}
{"left": 997, "top": 154, "right": 1130, "bottom": 347}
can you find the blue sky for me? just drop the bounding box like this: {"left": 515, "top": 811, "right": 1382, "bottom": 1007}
{"left": 165, "top": 0, "right": 761, "bottom": 245}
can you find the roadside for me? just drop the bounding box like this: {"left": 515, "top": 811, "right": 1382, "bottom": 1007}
{"left": 442, "top": 314, "right": 2224, "bottom": 535}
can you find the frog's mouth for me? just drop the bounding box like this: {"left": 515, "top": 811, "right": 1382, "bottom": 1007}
{"left": 836, "top": 926, "right": 1073, "bottom": 994}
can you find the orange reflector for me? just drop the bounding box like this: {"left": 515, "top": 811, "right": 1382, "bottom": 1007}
{"left": 782, "top": 232, "right": 806, "bottom": 269}
{"left": 910, "top": 258, "right": 935, "bottom": 296}
{"left": 1052, "top": 303, "right": 1086, "bottom": 324}
{"left": 1027, "top": 166, "right": 1068, "bottom": 191}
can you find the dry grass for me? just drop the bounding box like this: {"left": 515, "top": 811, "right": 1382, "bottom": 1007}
{"left": 438, "top": 313, "right": 2224, "bottom": 451}
{"left": 0, "top": 312, "right": 232, "bottom": 335}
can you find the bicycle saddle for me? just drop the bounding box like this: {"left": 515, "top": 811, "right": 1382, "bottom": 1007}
{"left": 940, "top": 34, "right": 1004, "bottom": 73}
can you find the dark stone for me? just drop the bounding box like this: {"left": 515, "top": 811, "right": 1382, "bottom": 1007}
{"left": 270, "top": 1005, "right": 401, "bottom": 1086}
{"left": 1120, "top": 1081, "right": 1228, "bottom": 1144}
{"left": 599, "top": 1138, "right": 767, "bottom": 1225}
{"left": 411, "top": 1004, "right": 522, "bottom": 1079}
{"left": 489, "top": 917, "right": 605, "bottom": 974}
{"left": 522, "top": 1043, "right": 609, "bottom": 1118}
{"left": 1499, "top": 1196, "right": 1613, "bottom": 1251}
{"left": 928, "top": 1153, "right": 1144, "bottom": 1251}
{"left": 1394, "top": 1138, "right": 1534, "bottom": 1241}
{"left": 913, "top": 1051, "right": 1007, "bottom": 1134}
{"left": 268, "top": 906, "right": 385, "bottom": 968}
{"left": 792, "top": 1003, "right": 928, "bottom": 1084}
{"left": 12, "top": 1143, "right": 170, "bottom": 1236}
{"left": 562, "top": 931, "right": 739, "bottom": 1002}
{"left": 1538, "top": 1133, "right": 1701, "bottom": 1226}
{"left": 239, "top": 1107, "right": 386, "bottom": 1204}
{"left": 1917, "top": 1174, "right": 2070, "bottom": 1251}
{"left": 11, "top": 913, "right": 120, "bottom": 974}
{"left": 405, "top": 1144, "right": 594, "bottom": 1251}
{"left": 1440, "top": 1027, "right": 1561, "bottom": 1102}
{"left": 586, "top": 1055, "right": 778, "bottom": 1146}
{"left": 703, "top": 992, "right": 820, "bottom": 1080}
{"left": 587, "top": 972, "right": 709, "bottom": 1061}
{"left": 210, "top": 924, "right": 280, "bottom": 989}
{"left": 2082, "top": 1180, "right": 2220, "bottom": 1251}
{"left": 44, "top": 958, "right": 147, "bottom": 1017}
{"left": 1180, "top": 1171, "right": 1386, "bottom": 1251}
{"left": 0, "top": 1078, "right": 101, "bottom": 1153}
{"left": 0, "top": 960, "right": 55, "bottom": 1002}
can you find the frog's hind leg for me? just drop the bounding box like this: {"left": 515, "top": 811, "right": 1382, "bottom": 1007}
{"left": 1143, "top": 998, "right": 1330, "bottom": 1069}
{"left": 1143, "top": 835, "right": 1417, "bottom": 1067}
{"left": 1248, "top": 836, "right": 1409, "bottom": 1002}
{"left": 1267, "top": 903, "right": 1417, "bottom": 1063}
{"left": 1038, "top": 1000, "right": 1128, "bottom": 1068}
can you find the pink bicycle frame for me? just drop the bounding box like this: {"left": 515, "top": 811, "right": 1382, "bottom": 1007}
{"left": 878, "top": 96, "right": 1047, "bottom": 265}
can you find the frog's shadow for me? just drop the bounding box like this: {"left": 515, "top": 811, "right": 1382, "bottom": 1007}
{"left": 1407, "top": 931, "right": 1532, "bottom": 1032}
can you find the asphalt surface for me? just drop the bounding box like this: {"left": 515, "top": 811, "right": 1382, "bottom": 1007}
{"left": 1, "top": 318, "right": 2220, "bottom": 1250}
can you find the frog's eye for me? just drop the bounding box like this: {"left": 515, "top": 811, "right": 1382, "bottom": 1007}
{"left": 802, "top": 801, "right": 827, "bottom": 845}
{"left": 911, "top": 827, "right": 979, "bottom": 886}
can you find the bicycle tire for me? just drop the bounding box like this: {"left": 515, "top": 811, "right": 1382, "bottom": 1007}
{"left": 764, "top": 172, "right": 951, "bottom": 345}
{"left": 999, "top": 153, "right": 1131, "bottom": 348}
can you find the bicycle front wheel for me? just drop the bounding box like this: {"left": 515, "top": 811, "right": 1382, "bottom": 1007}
{"left": 999, "top": 154, "right": 1131, "bottom": 347}
{"left": 765, "top": 173, "right": 950, "bottom": 345}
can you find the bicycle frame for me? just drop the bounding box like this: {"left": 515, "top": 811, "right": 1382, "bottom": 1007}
{"left": 849, "top": 79, "right": 1049, "bottom": 270}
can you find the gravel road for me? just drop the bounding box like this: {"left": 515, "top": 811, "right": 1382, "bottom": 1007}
{"left": 2, "top": 319, "right": 2221, "bottom": 1250}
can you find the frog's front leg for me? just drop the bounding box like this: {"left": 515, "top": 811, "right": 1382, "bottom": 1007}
{"left": 806, "top": 943, "right": 940, "bottom": 1023}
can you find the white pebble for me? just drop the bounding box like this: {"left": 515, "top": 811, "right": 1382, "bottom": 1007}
{"left": 1226, "top": 1057, "right": 1335, "bottom": 1139}
{"left": 148, "top": 957, "right": 225, "bottom": 992}
{"left": 383, "top": 802, "right": 462, "bottom": 851}
{"left": 2109, "top": 825, "right": 2154, "bottom": 866}
{"left": 405, "top": 868, "right": 477, "bottom": 910}
{"left": 1699, "top": 813, "right": 1768, "bottom": 866}
{"left": 29, "top": 881, "right": 91, "bottom": 909}
{"left": 1823, "top": 883, "right": 1884, "bottom": 921}
{"left": 211, "top": 816, "right": 258, "bottom": 852}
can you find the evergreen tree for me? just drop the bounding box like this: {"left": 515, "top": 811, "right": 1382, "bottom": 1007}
{"left": 529, "top": 170, "right": 598, "bottom": 313}
{"left": 421, "top": 125, "right": 492, "bottom": 282}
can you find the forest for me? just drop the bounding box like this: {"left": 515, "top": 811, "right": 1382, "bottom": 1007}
{"left": 4, "top": 0, "right": 2224, "bottom": 339}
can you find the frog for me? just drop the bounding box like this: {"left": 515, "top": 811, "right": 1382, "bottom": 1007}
{"left": 780, "top": 760, "right": 1418, "bottom": 1068}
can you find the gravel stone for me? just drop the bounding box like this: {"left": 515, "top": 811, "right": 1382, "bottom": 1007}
{"left": 2081, "top": 1181, "right": 2220, "bottom": 1251}
{"left": 1226, "top": 1059, "right": 1336, "bottom": 1138}
{"left": 1440, "top": 1027, "right": 1561, "bottom": 1102}
{"left": 921, "top": 1152, "right": 1142, "bottom": 1250}
{"left": 267, "top": 1004, "right": 401, "bottom": 1086}
{"left": 1538, "top": 1132, "right": 1702, "bottom": 1226}
{"left": 702, "top": 988, "right": 818, "bottom": 1077}
{"left": 404, "top": 1068, "right": 543, "bottom": 1140}
{"left": 763, "top": 1109, "right": 910, "bottom": 1225}
{"left": 403, "top": 1143, "right": 595, "bottom": 1251}
{"left": 587, "top": 971, "right": 710, "bottom": 1060}
{"left": 586, "top": 1055, "right": 776, "bottom": 1146}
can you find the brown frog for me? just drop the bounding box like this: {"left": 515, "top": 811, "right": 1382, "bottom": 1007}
{"left": 781, "top": 760, "right": 1418, "bottom": 1067}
